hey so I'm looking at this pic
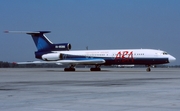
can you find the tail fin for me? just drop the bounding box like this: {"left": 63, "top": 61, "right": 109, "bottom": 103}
{"left": 5, "top": 31, "right": 71, "bottom": 52}
{"left": 26, "top": 31, "right": 52, "bottom": 52}
{"left": 5, "top": 31, "right": 53, "bottom": 52}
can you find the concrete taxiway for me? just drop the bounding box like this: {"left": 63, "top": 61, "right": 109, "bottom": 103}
{"left": 0, "top": 68, "right": 180, "bottom": 111}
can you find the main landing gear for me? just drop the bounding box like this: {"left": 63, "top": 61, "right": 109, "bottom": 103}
{"left": 90, "top": 65, "right": 101, "bottom": 71}
{"left": 64, "top": 65, "right": 101, "bottom": 71}
{"left": 64, "top": 65, "right": 75, "bottom": 71}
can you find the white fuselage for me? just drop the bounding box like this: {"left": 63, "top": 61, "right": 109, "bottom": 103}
{"left": 41, "top": 49, "right": 176, "bottom": 65}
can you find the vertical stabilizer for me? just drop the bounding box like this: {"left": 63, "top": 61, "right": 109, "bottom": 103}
{"left": 5, "top": 31, "right": 71, "bottom": 53}
{"left": 26, "top": 31, "right": 52, "bottom": 52}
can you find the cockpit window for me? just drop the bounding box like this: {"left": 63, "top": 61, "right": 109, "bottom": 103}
{"left": 163, "top": 52, "right": 168, "bottom": 55}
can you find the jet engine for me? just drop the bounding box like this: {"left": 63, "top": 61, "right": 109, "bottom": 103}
{"left": 42, "top": 53, "right": 63, "bottom": 61}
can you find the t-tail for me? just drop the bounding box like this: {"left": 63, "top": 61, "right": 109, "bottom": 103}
{"left": 4, "top": 31, "right": 72, "bottom": 52}
{"left": 5, "top": 31, "right": 71, "bottom": 60}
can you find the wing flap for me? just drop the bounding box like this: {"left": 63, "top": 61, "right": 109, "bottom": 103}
{"left": 17, "top": 61, "right": 62, "bottom": 65}
{"left": 58, "top": 59, "right": 105, "bottom": 65}
{"left": 16, "top": 59, "right": 105, "bottom": 65}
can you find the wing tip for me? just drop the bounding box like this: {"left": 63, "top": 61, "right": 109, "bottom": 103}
{"left": 12, "top": 62, "right": 17, "bottom": 64}
{"left": 4, "top": 30, "right": 9, "bottom": 33}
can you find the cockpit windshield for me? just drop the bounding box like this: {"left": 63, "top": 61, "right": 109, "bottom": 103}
{"left": 163, "top": 52, "right": 168, "bottom": 55}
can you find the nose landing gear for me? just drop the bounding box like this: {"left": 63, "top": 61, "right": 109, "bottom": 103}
{"left": 146, "top": 65, "right": 151, "bottom": 72}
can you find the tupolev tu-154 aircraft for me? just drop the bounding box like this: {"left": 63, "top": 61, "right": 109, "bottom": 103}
{"left": 5, "top": 31, "right": 176, "bottom": 72}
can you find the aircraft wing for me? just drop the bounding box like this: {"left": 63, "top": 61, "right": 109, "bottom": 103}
{"left": 16, "top": 59, "right": 105, "bottom": 65}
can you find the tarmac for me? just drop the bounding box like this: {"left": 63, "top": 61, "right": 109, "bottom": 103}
{"left": 0, "top": 68, "right": 180, "bottom": 111}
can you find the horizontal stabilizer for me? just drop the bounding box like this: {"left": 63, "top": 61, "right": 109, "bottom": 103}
{"left": 4, "top": 31, "right": 51, "bottom": 34}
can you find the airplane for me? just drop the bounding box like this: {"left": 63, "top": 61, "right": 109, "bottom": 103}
{"left": 5, "top": 31, "right": 176, "bottom": 72}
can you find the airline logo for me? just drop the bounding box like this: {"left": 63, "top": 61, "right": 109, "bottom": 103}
{"left": 115, "top": 51, "right": 134, "bottom": 62}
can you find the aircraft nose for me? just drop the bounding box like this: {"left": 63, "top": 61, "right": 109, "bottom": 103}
{"left": 169, "top": 55, "right": 176, "bottom": 62}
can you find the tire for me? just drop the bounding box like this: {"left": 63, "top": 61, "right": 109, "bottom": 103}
{"left": 146, "top": 67, "right": 151, "bottom": 72}
{"left": 64, "top": 68, "right": 75, "bottom": 71}
{"left": 90, "top": 68, "right": 101, "bottom": 71}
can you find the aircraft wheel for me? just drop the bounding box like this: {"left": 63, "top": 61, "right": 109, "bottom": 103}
{"left": 90, "top": 68, "right": 101, "bottom": 71}
{"left": 146, "top": 67, "right": 151, "bottom": 72}
{"left": 64, "top": 68, "right": 75, "bottom": 71}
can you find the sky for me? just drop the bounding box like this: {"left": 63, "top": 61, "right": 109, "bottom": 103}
{"left": 0, "top": 0, "right": 180, "bottom": 65}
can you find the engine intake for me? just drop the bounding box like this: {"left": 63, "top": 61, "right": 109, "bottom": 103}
{"left": 42, "top": 53, "right": 61, "bottom": 61}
